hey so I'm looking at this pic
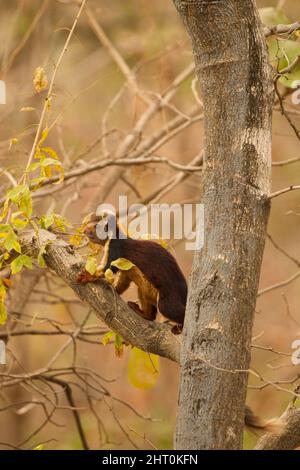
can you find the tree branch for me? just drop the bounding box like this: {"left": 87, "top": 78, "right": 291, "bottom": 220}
{"left": 19, "top": 229, "right": 180, "bottom": 363}
{"left": 255, "top": 396, "right": 300, "bottom": 450}
{"left": 173, "top": 0, "right": 273, "bottom": 450}
{"left": 264, "top": 21, "right": 300, "bottom": 37}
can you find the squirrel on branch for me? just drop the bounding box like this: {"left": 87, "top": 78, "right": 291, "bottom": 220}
{"left": 77, "top": 210, "right": 187, "bottom": 333}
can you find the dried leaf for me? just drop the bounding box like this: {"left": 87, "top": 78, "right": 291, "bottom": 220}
{"left": 33, "top": 67, "right": 48, "bottom": 93}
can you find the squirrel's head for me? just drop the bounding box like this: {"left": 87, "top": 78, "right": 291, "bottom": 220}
{"left": 84, "top": 210, "right": 122, "bottom": 245}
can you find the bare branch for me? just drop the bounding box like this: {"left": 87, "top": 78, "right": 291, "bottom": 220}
{"left": 257, "top": 270, "right": 300, "bottom": 297}
{"left": 269, "top": 184, "right": 300, "bottom": 199}
{"left": 264, "top": 21, "right": 300, "bottom": 38}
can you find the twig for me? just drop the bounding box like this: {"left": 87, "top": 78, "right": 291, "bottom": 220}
{"left": 24, "top": 0, "right": 87, "bottom": 172}
{"left": 264, "top": 21, "right": 300, "bottom": 38}
{"left": 85, "top": 7, "right": 151, "bottom": 106}
{"left": 257, "top": 270, "right": 300, "bottom": 296}
{"left": 269, "top": 184, "right": 300, "bottom": 199}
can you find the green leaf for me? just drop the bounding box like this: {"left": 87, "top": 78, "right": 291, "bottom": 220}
{"left": 53, "top": 214, "right": 68, "bottom": 232}
{"left": 0, "top": 224, "right": 10, "bottom": 236}
{"left": 114, "top": 333, "right": 124, "bottom": 357}
{"left": 3, "top": 230, "right": 21, "bottom": 253}
{"left": 111, "top": 258, "right": 135, "bottom": 271}
{"left": 11, "top": 254, "right": 32, "bottom": 274}
{"left": 7, "top": 184, "right": 27, "bottom": 203}
{"left": 7, "top": 184, "right": 32, "bottom": 218}
{"left": 127, "top": 348, "right": 160, "bottom": 389}
{"left": 37, "top": 245, "right": 47, "bottom": 267}
{"left": 259, "top": 7, "right": 290, "bottom": 26}
{"left": 102, "top": 331, "right": 114, "bottom": 345}
{"left": 39, "top": 214, "right": 54, "bottom": 229}
{"left": 39, "top": 213, "right": 69, "bottom": 231}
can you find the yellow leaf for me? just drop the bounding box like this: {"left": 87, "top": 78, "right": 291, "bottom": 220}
{"left": 53, "top": 164, "right": 64, "bottom": 184}
{"left": 128, "top": 348, "right": 160, "bottom": 389}
{"left": 0, "top": 198, "right": 9, "bottom": 221}
{"left": 11, "top": 211, "right": 28, "bottom": 229}
{"left": 42, "top": 147, "right": 59, "bottom": 160}
{"left": 104, "top": 268, "right": 114, "bottom": 284}
{"left": 0, "top": 283, "right": 7, "bottom": 301}
{"left": 33, "top": 67, "right": 48, "bottom": 93}
{"left": 102, "top": 331, "right": 114, "bottom": 345}
{"left": 0, "top": 301, "right": 7, "bottom": 326}
{"left": 33, "top": 444, "right": 44, "bottom": 450}
{"left": 85, "top": 256, "right": 97, "bottom": 275}
{"left": 69, "top": 231, "right": 83, "bottom": 247}
{"left": 9, "top": 137, "right": 18, "bottom": 149}
{"left": 111, "top": 258, "right": 135, "bottom": 271}
{"left": 38, "top": 127, "right": 49, "bottom": 147}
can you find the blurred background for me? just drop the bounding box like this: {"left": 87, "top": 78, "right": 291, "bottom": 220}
{"left": 0, "top": 0, "right": 299, "bottom": 450}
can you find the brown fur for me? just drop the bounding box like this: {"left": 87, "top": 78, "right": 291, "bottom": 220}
{"left": 80, "top": 212, "right": 187, "bottom": 326}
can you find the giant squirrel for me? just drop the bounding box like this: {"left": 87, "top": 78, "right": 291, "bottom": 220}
{"left": 78, "top": 210, "right": 282, "bottom": 433}
{"left": 78, "top": 210, "right": 187, "bottom": 331}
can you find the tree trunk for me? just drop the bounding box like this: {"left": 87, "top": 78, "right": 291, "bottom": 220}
{"left": 173, "top": 0, "right": 273, "bottom": 449}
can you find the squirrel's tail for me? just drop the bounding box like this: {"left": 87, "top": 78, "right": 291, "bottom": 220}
{"left": 245, "top": 405, "right": 282, "bottom": 433}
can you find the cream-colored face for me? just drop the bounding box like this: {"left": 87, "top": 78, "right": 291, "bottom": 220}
{"left": 84, "top": 211, "right": 116, "bottom": 244}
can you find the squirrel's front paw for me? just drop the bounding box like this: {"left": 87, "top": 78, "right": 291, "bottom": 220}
{"left": 77, "top": 269, "right": 104, "bottom": 284}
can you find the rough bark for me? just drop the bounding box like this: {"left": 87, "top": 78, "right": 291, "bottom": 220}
{"left": 20, "top": 230, "right": 180, "bottom": 363}
{"left": 173, "top": 1, "right": 273, "bottom": 449}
